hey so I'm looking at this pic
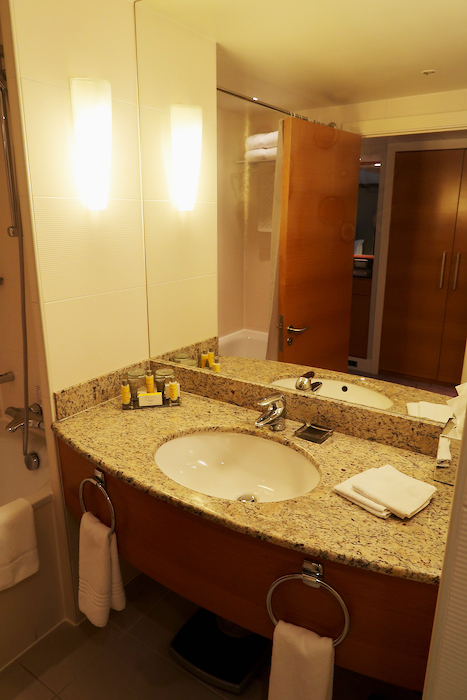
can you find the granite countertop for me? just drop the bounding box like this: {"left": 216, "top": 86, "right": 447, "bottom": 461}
{"left": 53, "top": 391, "right": 452, "bottom": 586}
{"left": 215, "top": 356, "right": 451, "bottom": 416}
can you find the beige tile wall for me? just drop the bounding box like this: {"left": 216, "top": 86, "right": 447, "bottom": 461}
{"left": 10, "top": 0, "right": 148, "bottom": 392}
{"left": 217, "top": 108, "right": 245, "bottom": 337}
{"left": 136, "top": 5, "right": 218, "bottom": 356}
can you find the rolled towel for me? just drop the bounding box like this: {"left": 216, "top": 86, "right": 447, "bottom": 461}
{"left": 333, "top": 470, "right": 391, "bottom": 518}
{"left": 0, "top": 497, "right": 39, "bottom": 591}
{"left": 245, "top": 147, "right": 277, "bottom": 163}
{"left": 353, "top": 464, "right": 437, "bottom": 519}
{"left": 268, "top": 621, "right": 334, "bottom": 700}
{"left": 78, "top": 512, "right": 126, "bottom": 627}
{"left": 245, "top": 130, "right": 278, "bottom": 151}
{"left": 406, "top": 401, "right": 453, "bottom": 423}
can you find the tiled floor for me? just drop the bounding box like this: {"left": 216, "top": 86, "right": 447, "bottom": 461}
{"left": 0, "top": 574, "right": 422, "bottom": 700}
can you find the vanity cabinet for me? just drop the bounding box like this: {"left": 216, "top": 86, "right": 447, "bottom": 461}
{"left": 58, "top": 439, "right": 437, "bottom": 693}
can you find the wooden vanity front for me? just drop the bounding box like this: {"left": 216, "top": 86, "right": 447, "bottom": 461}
{"left": 59, "top": 439, "right": 438, "bottom": 692}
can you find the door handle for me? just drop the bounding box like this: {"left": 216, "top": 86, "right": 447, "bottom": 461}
{"left": 453, "top": 252, "right": 461, "bottom": 291}
{"left": 287, "top": 325, "right": 309, "bottom": 334}
{"left": 439, "top": 251, "right": 447, "bottom": 289}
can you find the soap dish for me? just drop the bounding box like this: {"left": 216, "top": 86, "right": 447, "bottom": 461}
{"left": 294, "top": 423, "right": 333, "bottom": 444}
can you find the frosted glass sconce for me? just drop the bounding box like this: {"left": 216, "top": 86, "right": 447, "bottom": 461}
{"left": 170, "top": 104, "right": 202, "bottom": 212}
{"left": 70, "top": 78, "right": 112, "bottom": 211}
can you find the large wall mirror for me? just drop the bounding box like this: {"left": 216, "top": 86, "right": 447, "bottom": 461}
{"left": 135, "top": 1, "right": 467, "bottom": 417}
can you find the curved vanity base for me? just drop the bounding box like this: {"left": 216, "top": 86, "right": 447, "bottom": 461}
{"left": 58, "top": 439, "right": 438, "bottom": 693}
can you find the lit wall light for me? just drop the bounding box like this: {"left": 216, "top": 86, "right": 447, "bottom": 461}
{"left": 70, "top": 78, "right": 112, "bottom": 211}
{"left": 170, "top": 104, "right": 202, "bottom": 212}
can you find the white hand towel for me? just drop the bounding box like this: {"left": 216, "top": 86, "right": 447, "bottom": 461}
{"left": 245, "top": 147, "right": 277, "bottom": 163}
{"left": 436, "top": 435, "right": 452, "bottom": 464}
{"left": 78, "top": 512, "right": 126, "bottom": 627}
{"left": 353, "top": 464, "right": 437, "bottom": 519}
{"left": 268, "top": 621, "right": 334, "bottom": 700}
{"left": 406, "top": 401, "right": 453, "bottom": 423}
{"left": 245, "top": 130, "right": 278, "bottom": 151}
{"left": 333, "top": 470, "right": 391, "bottom": 518}
{"left": 447, "top": 390, "right": 467, "bottom": 437}
{"left": 0, "top": 497, "right": 39, "bottom": 591}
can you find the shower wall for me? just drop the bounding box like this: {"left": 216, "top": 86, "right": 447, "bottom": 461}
{"left": 217, "top": 102, "right": 280, "bottom": 338}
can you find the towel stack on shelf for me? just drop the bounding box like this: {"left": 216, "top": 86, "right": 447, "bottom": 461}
{"left": 245, "top": 131, "right": 278, "bottom": 163}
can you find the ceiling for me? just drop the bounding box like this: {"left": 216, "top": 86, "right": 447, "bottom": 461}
{"left": 141, "top": 0, "right": 467, "bottom": 112}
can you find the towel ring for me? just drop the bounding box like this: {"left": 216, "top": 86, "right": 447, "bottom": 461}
{"left": 79, "top": 469, "right": 116, "bottom": 537}
{"left": 266, "top": 561, "right": 350, "bottom": 647}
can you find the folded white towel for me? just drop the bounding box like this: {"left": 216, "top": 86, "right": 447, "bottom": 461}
{"left": 245, "top": 147, "right": 277, "bottom": 163}
{"left": 0, "top": 497, "right": 39, "bottom": 591}
{"left": 447, "top": 388, "right": 467, "bottom": 437}
{"left": 353, "top": 464, "right": 437, "bottom": 519}
{"left": 406, "top": 401, "right": 453, "bottom": 423}
{"left": 333, "top": 470, "right": 391, "bottom": 518}
{"left": 436, "top": 435, "right": 452, "bottom": 464}
{"left": 78, "top": 512, "right": 126, "bottom": 627}
{"left": 268, "top": 621, "right": 334, "bottom": 700}
{"left": 245, "top": 130, "right": 278, "bottom": 151}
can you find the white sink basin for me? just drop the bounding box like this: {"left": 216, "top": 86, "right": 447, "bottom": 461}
{"left": 270, "top": 377, "right": 394, "bottom": 410}
{"left": 155, "top": 431, "right": 320, "bottom": 503}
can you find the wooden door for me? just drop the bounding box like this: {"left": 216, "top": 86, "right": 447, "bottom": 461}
{"left": 380, "top": 150, "right": 464, "bottom": 381}
{"left": 438, "top": 152, "right": 467, "bottom": 384}
{"left": 278, "top": 118, "right": 361, "bottom": 371}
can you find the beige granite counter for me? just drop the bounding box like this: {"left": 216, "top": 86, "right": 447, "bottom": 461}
{"left": 53, "top": 391, "right": 452, "bottom": 586}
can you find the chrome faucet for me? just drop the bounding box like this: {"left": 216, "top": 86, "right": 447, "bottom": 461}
{"left": 0, "top": 371, "right": 15, "bottom": 385}
{"left": 5, "top": 404, "right": 44, "bottom": 432}
{"left": 255, "top": 394, "right": 286, "bottom": 431}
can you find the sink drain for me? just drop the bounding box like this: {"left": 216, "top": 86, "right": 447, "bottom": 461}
{"left": 236, "top": 493, "right": 258, "bottom": 503}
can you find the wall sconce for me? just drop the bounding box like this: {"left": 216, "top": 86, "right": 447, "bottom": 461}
{"left": 170, "top": 104, "right": 202, "bottom": 212}
{"left": 70, "top": 78, "right": 112, "bottom": 211}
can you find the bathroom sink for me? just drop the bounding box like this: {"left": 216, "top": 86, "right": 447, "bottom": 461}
{"left": 270, "top": 377, "right": 394, "bottom": 410}
{"left": 154, "top": 431, "right": 320, "bottom": 502}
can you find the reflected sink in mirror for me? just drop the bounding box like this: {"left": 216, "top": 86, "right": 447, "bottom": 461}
{"left": 155, "top": 431, "right": 320, "bottom": 502}
{"left": 270, "top": 377, "right": 394, "bottom": 410}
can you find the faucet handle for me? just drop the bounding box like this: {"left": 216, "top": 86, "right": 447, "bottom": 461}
{"left": 257, "top": 393, "right": 285, "bottom": 409}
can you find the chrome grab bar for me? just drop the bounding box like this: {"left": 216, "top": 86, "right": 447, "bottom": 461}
{"left": 439, "top": 251, "right": 447, "bottom": 289}
{"left": 79, "top": 469, "right": 116, "bottom": 537}
{"left": 287, "top": 325, "right": 309, "bottom": 334}
{"left": 266, "top": 560, "right": 350, "bottom": 647}
{"left": 453, "top": 252, "right": 461, "bottom": 291}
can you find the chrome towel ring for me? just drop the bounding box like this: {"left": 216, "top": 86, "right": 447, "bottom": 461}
{"left": 79, "top": 468, "right": 116, "bottom": 537}
{"left": 266, "top": 560, "right": 350, "bottom": 647}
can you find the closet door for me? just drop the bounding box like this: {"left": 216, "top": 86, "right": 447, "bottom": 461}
{"left": 437, "top": 153, "right": 467, "bottom": 384}
{"left": 380, "top": 150, "right": 464, "bottom": 381}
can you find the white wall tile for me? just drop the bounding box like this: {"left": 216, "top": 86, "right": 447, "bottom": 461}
{"left": 140, "top": 108, "right": 217, "bottom": 205}
{"left": 44, "top": 287, "right": 149, "bottom": 390}
{"left": 136, "top": 5, "right": 216, "bottom": 123}
{"left": 33, "top": 197, "right": 145, "bottom": 302}
{"left": 12, "top": 0, "right": 138, "bottom": 103}
{"left": 21, "top": 80, "right": 141, "bottom": 201}
{"left": 144, "top": 200, "right": 217, "bottom": 286}
{"left": 148, "top": 276, "right": 217, "bottom": 356}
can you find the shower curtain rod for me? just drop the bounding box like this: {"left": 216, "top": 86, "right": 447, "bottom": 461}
{"left": 216, "top": 86, "right": 334, "bottom": 127}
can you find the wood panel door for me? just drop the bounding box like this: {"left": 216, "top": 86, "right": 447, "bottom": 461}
{"left": 438, "top": 153, "right": 467, "bottom": 383}
{"left": 278, "top": 118, "right": 361, "bottom": 371}
{"left": 380, "top": 150, "right": 464, "bottom": 381}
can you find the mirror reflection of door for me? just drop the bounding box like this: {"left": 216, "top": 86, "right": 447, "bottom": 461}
{"left": 380, "top": 149, "right": 467, "bottom": 385}
{"left": 278, "top": 117, "right": 361, "bottom": 371}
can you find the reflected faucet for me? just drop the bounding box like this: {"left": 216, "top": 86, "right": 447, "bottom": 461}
{"left": 5, "top": 404, "right": 44, "bottom": 432}
{"left": 255, "top": 394, "right": 286, "bottom": 432}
